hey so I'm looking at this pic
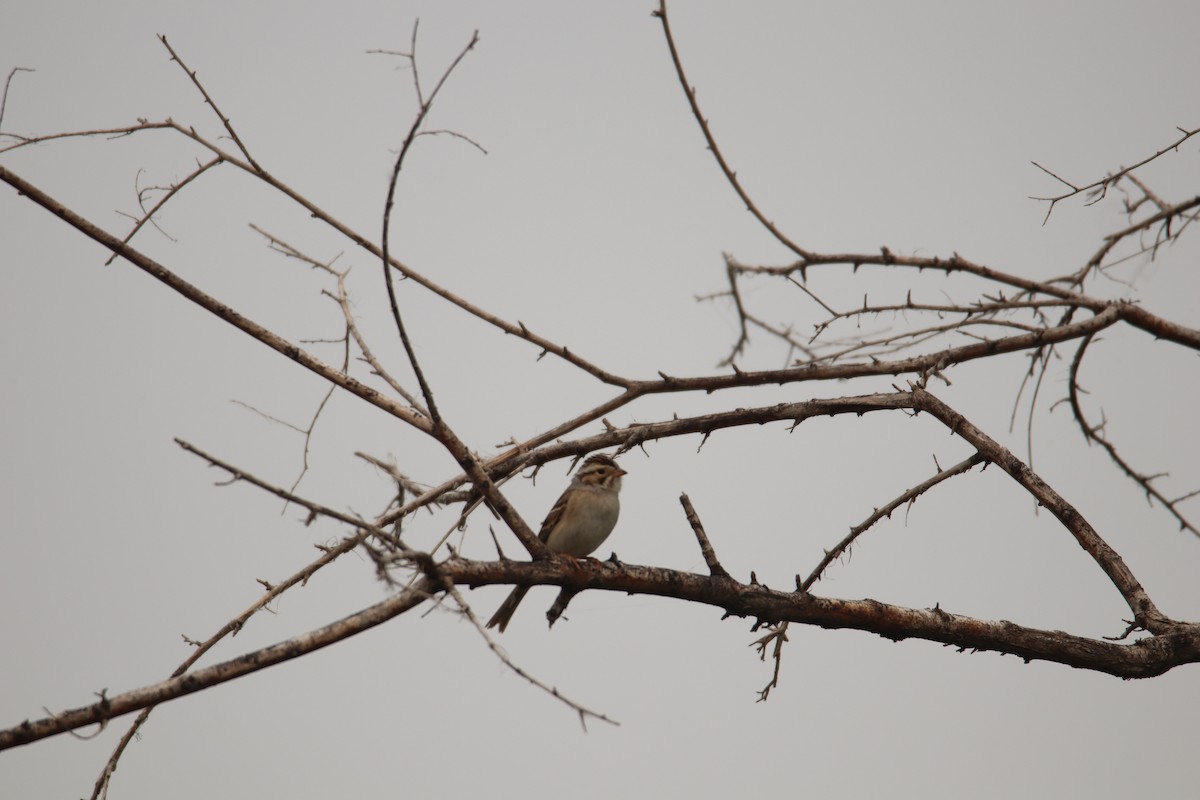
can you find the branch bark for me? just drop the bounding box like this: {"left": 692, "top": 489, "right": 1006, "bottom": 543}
{"left": 1, "top": 579, "right": 436, "bottom": 751}
{"left": 6, "top": 552, "right": 1198, "bottom": 753}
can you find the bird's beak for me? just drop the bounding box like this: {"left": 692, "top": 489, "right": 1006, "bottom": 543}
{"left": 614, "top": 466, "right": 628, "bottom": 477}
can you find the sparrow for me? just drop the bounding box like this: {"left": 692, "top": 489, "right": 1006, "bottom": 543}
{"left": 486, "top": 454, "right": 626, "bottom": 632}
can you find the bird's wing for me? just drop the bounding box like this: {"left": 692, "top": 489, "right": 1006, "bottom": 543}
{"left": 537, "top": 488, "right": 572, "bottom": 544}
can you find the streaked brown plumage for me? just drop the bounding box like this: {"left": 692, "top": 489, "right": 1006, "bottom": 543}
{"left": 486, "top": 454, "right": 626, "bottom": 632}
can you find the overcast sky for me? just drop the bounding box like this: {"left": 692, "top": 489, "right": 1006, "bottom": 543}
{"left": 3, "top": 2, "right": 1199, "bottom": 798}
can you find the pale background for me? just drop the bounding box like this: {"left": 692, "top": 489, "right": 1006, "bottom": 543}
{"left": 2, "top": 2, "right": 1198, "bottom": 798}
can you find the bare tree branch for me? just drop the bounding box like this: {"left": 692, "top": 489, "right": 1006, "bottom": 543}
{"left": 911, "top": 388, "right": 1169, "bottom": 631}
{"left": 653, "top": 0, "right": 814, "bottom": 261}
{"left": 159, "top": 34, "right": 261, "bottom": 171}
{"left": 436, "top": 557, "right": 1200, "bottom": 679}
{"left": 3, "top": 580, "right": 437, "bottom": 751}
{"left": 2, "top": 10, "right": 1197, "bottom": 781}
{"left": 802, "top": 453, "right": 987, "bottom": 591}
{"left": 104, "top": 155, "right": 223, "bottom": 265}
{"left": 9, "top": 545, "right": 1199, "bottom": 753}
{"left": 680, "top": 493, "right": 730, "bottom": 578}
{"left": 0, "top": 66, "right": 35, "bottom": 135}
{"left": 1065, "top": 334, "right": 1198, "bottom": 536}
{"left": 1030, "top": 125, "right": 1200, "bottom": 224}
{"left": 0, "top": 165, "right": 433, "bottom": 434}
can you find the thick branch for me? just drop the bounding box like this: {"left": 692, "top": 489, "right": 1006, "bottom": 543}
{"left": 912, "top": 388, "right": 1170, "bottom": 631}
{"left": 443, "top": 558, "right": 1200, "bottom": 678}
{"left": 9, "top": 551, "right": 1197, "bottom": 752}
{"left": 1117, "top": 300, "right": 1200, "bottom": 351}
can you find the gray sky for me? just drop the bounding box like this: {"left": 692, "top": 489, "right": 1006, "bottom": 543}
{"left": 3, "top": 2, "right": 1199, "bottom": 798}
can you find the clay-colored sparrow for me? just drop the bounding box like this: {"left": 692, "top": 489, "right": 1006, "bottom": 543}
{"left": 486, "top": 454, "right": 626, "bottom": 632}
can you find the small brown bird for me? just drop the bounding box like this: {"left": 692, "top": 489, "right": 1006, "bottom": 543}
{"left": 486, "top": 454, "right": 626, "bottom": 632}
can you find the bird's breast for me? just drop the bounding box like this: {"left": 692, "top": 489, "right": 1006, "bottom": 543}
{"left": 545, "top": 492, "right": 620, "bottom": 557}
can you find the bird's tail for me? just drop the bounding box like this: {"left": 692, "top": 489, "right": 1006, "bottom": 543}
{"left": 486, "top": 586, "right": 530, "bottom": 633}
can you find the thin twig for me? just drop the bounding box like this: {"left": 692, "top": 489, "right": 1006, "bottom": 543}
{"left": 378, "top": 24, "right": 479, "bottom": 423}
{"left": 159, "top": 35, "right": 262, "bottom": 171}
{"left": 105, "top": 156, "right": 224, "bottom": 265}
{"left": 175, "top": 438, "right": 408, "bottom": 548}
{"left": 653, "top": 1, "right": 814, "bottom": 261}
{"left": 372, "top": 26, "right": 545, "bottom": 557}
{"left": 247, "top": 223, "right": 430, "bottom": 415}
{"left": 1030, "top": 125, "right": 1200, "bottom": 224}
{"left": 1065, "top": 335, "right": 1197, "bottom": 537}
{"left": 0, "top": 66, "right": 35, "bottom": 134}
{"left": 751, "top": 623, "right": 788, "bottom": 702}
{"left": 444, "top": 583, "right": 618, "bottom": 730}
{"left": 679, "top": 493, "right": 730, "bottom": 578}
{"left": 802, "top": 453, "right": 986, "bottom": 591}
